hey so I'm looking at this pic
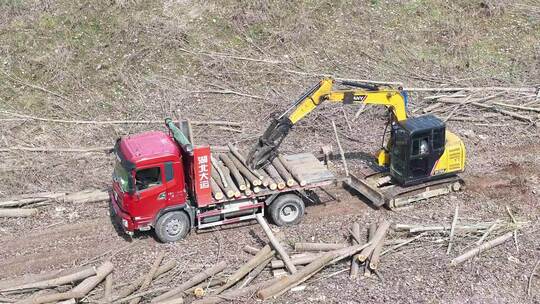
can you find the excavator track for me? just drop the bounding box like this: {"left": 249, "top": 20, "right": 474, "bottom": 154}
{"left": 345, "top": 165, "right": 464, "bottom": 209}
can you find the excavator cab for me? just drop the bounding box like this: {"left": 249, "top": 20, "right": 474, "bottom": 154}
{"left": 389, "top": 115, "right": 447, "bottom": 186}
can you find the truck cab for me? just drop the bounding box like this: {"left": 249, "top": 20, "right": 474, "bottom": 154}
{"left": 111, "top": 131, "right": 194, "bottom": 241}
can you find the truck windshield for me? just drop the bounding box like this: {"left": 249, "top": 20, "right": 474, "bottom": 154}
{"left": 113, "top": 161, "right": 133, "bottom": 193}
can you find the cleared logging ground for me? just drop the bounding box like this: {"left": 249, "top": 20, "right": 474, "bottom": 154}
{"left": 0, "top": 1, "right": 539, "bottom": 303}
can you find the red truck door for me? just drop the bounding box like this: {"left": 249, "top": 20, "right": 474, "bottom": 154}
{"left": 133, "top": 164, "right": 167, "bottom": 223}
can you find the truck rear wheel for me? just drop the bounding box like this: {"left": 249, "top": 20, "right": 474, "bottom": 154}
{"left": 268, "top": 194, "right": 305, "bottom": 226}
{"left": 155, "top": 211, "right": 190, "bottom": 243}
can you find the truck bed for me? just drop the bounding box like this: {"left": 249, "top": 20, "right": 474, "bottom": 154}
{"left": 211, "top": 152, "right": 335, "bottom": 203}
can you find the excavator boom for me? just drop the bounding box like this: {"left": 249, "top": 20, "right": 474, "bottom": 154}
{"left": 246, "top": 78, "right": 407, "bottom": 169}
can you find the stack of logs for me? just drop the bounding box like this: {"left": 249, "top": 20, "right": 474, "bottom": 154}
{"left": 0, "top": 190, "right": 108, "bottom": 218}
{"left": 209, "top": 143, "right": 307, "bottom": 201}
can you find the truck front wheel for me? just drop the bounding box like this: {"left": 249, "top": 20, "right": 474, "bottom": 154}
{"left": 268, "top": 194, "right": 305, "bottom": 226}
{"left": 155, "top": 211, "right": 191, "bottom": 243}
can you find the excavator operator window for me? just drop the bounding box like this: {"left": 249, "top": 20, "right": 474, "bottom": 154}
{"left": 432, "top": 128, "right": 445, "bottom": 151}
{"left": 412, "top": 135, "right": 430, "bottom": 157}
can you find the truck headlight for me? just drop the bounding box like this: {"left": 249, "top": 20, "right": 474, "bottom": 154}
{"left": 122, "top": 219, "right": 128, "bottom": 228}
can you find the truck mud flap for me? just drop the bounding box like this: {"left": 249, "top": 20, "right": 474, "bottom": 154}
{"left": 344, "top": 173, "right": 386, "bottom": 207}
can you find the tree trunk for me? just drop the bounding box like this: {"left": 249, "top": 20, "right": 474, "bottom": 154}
{"left": 219, "top": 154, "right": 247, "bottom": 191}
{"left": 271, "top": 158, "right": 295, "bottom": 187}
{"left": 211, "top": 156, "right": 229, "bottom": 188}
{"left": 243, "top": 245, "right": 260, "bottom": 255}
{"left": 2, "top": 267, "right": 97, "bottom": 292}
{"left": 115, "top": 260, "right": 177, "bottom": 300}
{"left": 104, "top": 273, "right": 113, "bottom": 304}
{"left": 0, "top": 208, "right": 38, "bottom": 218}
{"left": 277, "top": 155, "right": 306, "bottom": 186}
{"left": 270, "top": 253, "right": 321, "bottom": 268}
{"left": 364, "top": 223, "right": 376, "bottom": 277}
{"left": 227, "top": 152, "right": 262, "bottom": 186}
{"left": 151, "top": 261, "right": 227, "bottom": 302}
{"left": 0, "top": 266, "right": 93, "bottom": 291}
{"left": 227, "top": 143, "right": 263, "bottom": 180}
{"left": 294, "top": 243, "right": 348, "bottom": 252}
{"left": 210, "top": 178, "right": 224, "bottom": 200}
{"left": 236, "top": 257, "right": 272, "bottom": 289}
{"left": 369, "top": 223, "right": 389, "bottom": 270}
{"left": 129, "top": 252, "right": 165, "bottom": 304}
{"left": 210, "top": 166, "right": 235, "bottom": 198}
{"left": 192, "top": 278, "right": 280, "bottom": 304}
{"left": 214, "top": 245, "right": 275, "bottom": 294}
{"left": 264, "top": 164, "right": 286, "bottom": 189}
{"left": 255, "top": 214, "right": 297, "bottom": 274}
{"left": 17, "top": 261, "right": 113, "bottom": 304}
{"left": 350, "top": 223, "right": 361, "bottom": 278}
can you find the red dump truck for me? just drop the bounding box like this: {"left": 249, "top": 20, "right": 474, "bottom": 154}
{"left": 110, "top": 119, "right": 335, "bottom": 242}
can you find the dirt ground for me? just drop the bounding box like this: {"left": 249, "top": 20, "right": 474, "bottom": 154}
{"left": 1, "top": 1, "right": 539, "bottom": 303}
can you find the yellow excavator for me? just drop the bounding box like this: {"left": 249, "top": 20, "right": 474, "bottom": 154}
{"left": 247, "top": 78, "right": 466, "bottom": 208}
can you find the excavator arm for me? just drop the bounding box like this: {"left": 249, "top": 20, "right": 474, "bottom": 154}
{"left": 246, "top": 77, "right": 408, "bottom": 169}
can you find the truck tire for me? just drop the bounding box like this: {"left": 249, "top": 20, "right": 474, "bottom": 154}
{"left": 268, "top": 194, "right": 305, "bottom": 226}
{"left": 155, "top": 211, "right": 190, "bottom": 243}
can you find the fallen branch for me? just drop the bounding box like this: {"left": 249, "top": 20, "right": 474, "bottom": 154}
{"left": 450, "top": 232, "right": 514, "bottom": 266}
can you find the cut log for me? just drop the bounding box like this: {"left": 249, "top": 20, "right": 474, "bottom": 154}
{"left": 210, "top": 157, "right": 228, "bottom": 188}
{"left": 258, "top": 169, "right": 277, "bottom": 190}
{"left": 255, "top": 214, "right": 297, "bottom": 274}
{"left": 364, "top": 223, "right": 376, "bottom": 277}
{"left": 129, "top": 252, "right": 165, "bottom": 304}
{"left": 104, "top": 273, "right": 113, "bottom": 304}
{"left": 350, "top": 223, "right": 361, "bottom": 278}
{"left": 227, "top": 143, "right": 264, "bottom": 180}
{"left": 2, "top": 266, "right": 97, "bottom": 292}
{"left": 451, "top": 232, "right": 514, "bottom": 266}
{"left": 151, "top": 261, "right": 227, "bottom": 302}
{"left": 115, "top": 260, "right": 177, "bottom": 300}
{"left": 210, "top": 178, "right": 224, "bottom": 200}
{"left": 0, "top": 208, "right": 38, "bottom": 218}
{"left": 257, "top": 242, "right": 371, "bottom": 299}
{"left": 243, "top": 245, "right": 261, "bottom": 255}
{"left": 294, "top": 243, "right": 348, "bottom": 252}
{"left": 61, "top": 190, "right": 109, "bottom": 204}
{"left": 17, "top": 261, "right": 113, "bottom": 304}
{"left": 243, "top": 178, "right": 253, "bottom": 196}
{"left": 359, "top": 221, "right": 390, "bottom": 263}
{"left": 237, "top": 256, "right": 272, "bottom": 289}
{"left": 192, "top": 278, "right": 280, "bottom": 304}
{"left": 219, "top": 154, "right": 247, "bottom": 191}
{"left": 214, "top": 245, "right": 275, "bottom": 294}
{"left": 210, "top": 166, "right": 234, "bottom": 198}
{"left": 265, "top": 164, "right": 286, "bottom": 190}
{"left": 369, "top": 223, "right": 389, "bottom": 270}
{"left": 331, "top": 120, "right": 349, "bottom": 176}
{"left": 447, "top": 205, "right": 460, "bottom": 254}
{"left": 277, "top": 155, "right": 306, "bottom": 186}
{"left": 270, "top": 253, "right": 321, "bottom": 268}
{"left": 221, "top": 166, "right": 241, "bottom": 198}
{"left": 227, "top": 152, "right": 262, "bottom": 186}
{"left": 0, "top": 266, "right": 94, "bottom": 291}
{"left": 271, "top": 157, "right": 295, "bottom": 187}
